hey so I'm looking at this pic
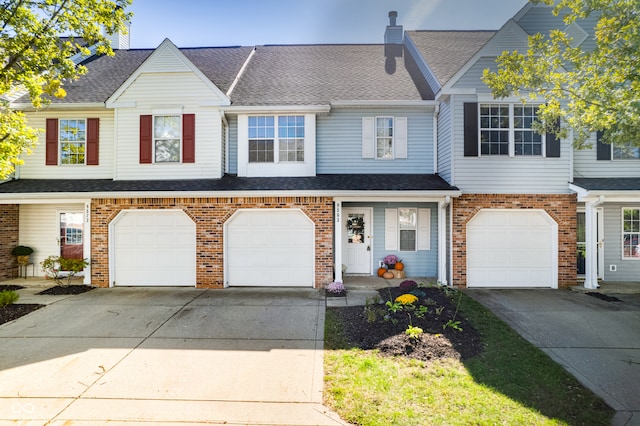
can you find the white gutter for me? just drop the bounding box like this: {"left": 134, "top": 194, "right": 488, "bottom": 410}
{"left": 433, "top": 103, "right": 439, "bottom": 174}
{"left": 12, "top": 102, "right": 106, "bottom": 111}
{"left": 0, "top": 189, "right": 463, "bottom": 202}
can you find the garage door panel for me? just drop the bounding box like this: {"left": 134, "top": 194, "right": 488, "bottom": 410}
{"left": 113, "top": 210, "right": 196, "bottom": 287}
{"left": 467, "top": 210, "right": 556, "bottom": 288}
{"left": 226, "top": 210, "right": 314, "bottom": 287}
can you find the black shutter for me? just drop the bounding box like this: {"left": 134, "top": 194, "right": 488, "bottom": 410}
{"left": 596, "top": 131, "right": 611, "bottom": 160}
{"left": 464, "top": 102, "right": 478, "bottom": 157}
{"left": 545, "top": 118, "right": 561, "bottom": 158}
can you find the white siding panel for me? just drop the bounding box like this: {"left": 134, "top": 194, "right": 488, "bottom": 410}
{"left": 317, "top": 108, "right": 434, "bottom": 174}
{"left": 451, "top": 95, "right": 572, "bottom": 193}
{"left": 114, "top": 72, "right": 224, "bottom": 180}
{"left": 573, "top": 134, "right": 640, "bottom": 178}
{"left": 144, "top": 48, "right": 192, "bottom": 73}
{"left": 19, "top": 203, "right": 85, "bottom": 272}
{"left": 21, "top": 110, "right": 115, "bottom": 179}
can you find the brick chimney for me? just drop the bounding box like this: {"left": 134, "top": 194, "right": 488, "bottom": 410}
{"left": 384, "top": 11, "right": 403, "bottom": 44}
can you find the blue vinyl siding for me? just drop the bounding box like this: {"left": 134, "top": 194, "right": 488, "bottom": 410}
{"left": 344, "top": 202, "right": 438, "bottom": 278}
{"left": 317, "top": 108, "right": 434, "bottom": 174}
{"left": 602, "top": 203, "right": 640, "bottom": 282}
{"left": 227, "top": 115, "right": 238, "bottom": 174}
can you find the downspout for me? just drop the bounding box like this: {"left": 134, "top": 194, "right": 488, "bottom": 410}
{"left": 584, "top": 195, "right": 605, "bottom": 289}
{"left": 438, "top": 195, "right": 451, "bottom": 285}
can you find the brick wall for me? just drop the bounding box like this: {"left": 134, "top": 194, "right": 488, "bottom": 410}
{"left": 91, "top": 197, "right": 334, "bottom": 289}
{"left": 0, "top": 204, "right": 19, "bottom": 280}
{"left": 452, "top": 194, "right": 577, "bottom": 289}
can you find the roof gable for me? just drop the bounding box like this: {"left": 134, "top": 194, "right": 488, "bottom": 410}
{"left": 106, "top": 39, "right": 231, "bottom": 107}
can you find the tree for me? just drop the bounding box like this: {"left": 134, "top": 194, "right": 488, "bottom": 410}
{"left": 0, "top": 0, "right": 131, "bottom": 178}
{"left": 482, "top": 0, "right": 640, "bottom": 149}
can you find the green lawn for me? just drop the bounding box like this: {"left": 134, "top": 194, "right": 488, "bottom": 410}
{"left": 323, "top": 292, "right": 613, "bottom": 425}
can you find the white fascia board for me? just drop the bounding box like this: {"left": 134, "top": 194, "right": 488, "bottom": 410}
{"left": 0, "top": 190, "right": 462, "bottom": 201}
{"left": 223, "top": 105, "right": 331, "bottom": 114}
{"left": 331, "top": 100, "right": 438, "bottom": 109}
{"left": 105, "top": 38, "right": 231, "bottom": 107}
{"left": 437, "top": 88, "right": 477, "bottom": 97}
{"left": 439, "top": 19, "right": 530, "bottom": 94}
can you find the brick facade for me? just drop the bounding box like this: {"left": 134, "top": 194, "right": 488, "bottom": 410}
{"left": 0, "top": 204, "right": 19, "bottom": 280}
{"left": 452, "top": 194, "right": 577, "bottom": 289}
{"left": 91, "top": 196, "right": 334, "bottom": 289}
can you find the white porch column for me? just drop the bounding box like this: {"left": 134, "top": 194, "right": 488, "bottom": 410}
{"left": 334, "top": 201, "right": 343, "bottom": 283}
{"left": 584, "top": 196, "right": 604, "bottom": 289}
{"left": 83, "top": 201, "right": 92, "bottom": 285}
{"left": 438, "top": 196, "right": 450, "bottom": 285}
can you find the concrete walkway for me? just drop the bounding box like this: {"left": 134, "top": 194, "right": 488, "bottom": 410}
{"left": 466, "top": 289, "right": 640, "bottom": 426}
{"left": 0, "top": 286, "right": 348, "bottom": 425}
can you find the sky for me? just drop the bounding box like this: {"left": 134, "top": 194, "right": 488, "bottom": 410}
{"left": 127, "top": 0, "right": 530, "bottom": 49}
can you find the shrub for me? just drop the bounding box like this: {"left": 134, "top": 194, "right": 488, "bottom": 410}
{"left": 11, "top": 245, "right": 33, "bottom": 256}
{"left": 41, "top": 255, "right": 88, "bottom": 286}
{"left": 0, "top": 290, "right": 19, "bottom": 308}
{"left": 326, "top": 281, "right": 345, "bottom": 294}
{"left": 395, "top": 294, "right": 418, "bottom": 305}
{"left": 399, "top": 280, "right": 418, "bottom": 292}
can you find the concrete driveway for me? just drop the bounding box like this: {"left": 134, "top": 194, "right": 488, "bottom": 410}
{"left": 466, "top": 289, "right": 640, "bottom": 426}
{"left": 0, "top": 287, "right": 347, "bottom": 425}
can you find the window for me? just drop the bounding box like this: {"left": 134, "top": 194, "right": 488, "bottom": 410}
{"left": 622, "top": 208, "right": 640, "bottom": 259}
{"left": 154, "top": 115, "right": 181, "bottom": 163}
{"left": 376, "top": 117, "right": 394, "bottom": 159}
{"left": 613, "top": 142, "right": 640, "bottom": 159}
{"left": 479, "top": 104, "right": 543, "bottom": 156}
{"left": 60, "top": 119, "right": 86, "bottom": 164}
{"left": 248, "top": 115, "right": 304, "bottom": 163}
{"left": 398, "top": 208, "right": 417, "bottom": 251}
{"left": 65, "top": 227, "right": 83, "bottom": 245}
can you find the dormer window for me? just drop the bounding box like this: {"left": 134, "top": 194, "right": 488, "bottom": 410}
{"left": 154, "top": 115, "right": 181, "bottom": 163}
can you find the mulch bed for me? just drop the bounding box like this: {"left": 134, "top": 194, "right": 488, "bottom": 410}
{"left": 0, "top": 285, "right": 25, "bottom": 291}
{"left": 36, "top": 285, "right": 95, "bottom": 295}
{"left": 0, "top": 304, "right": 44, "bottom": 326}
{"left": 329, "top": 286, "right": 484, "bottom": 362}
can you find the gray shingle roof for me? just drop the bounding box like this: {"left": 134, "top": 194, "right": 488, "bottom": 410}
{"left": 220, "top": 44, "right": 433, "bottom": 105}
{"left": 406, "top": 31, "right": 496, "bottom": 87}
{"left": 572, "top": 178, "right": 640, "bottom": 191}
{"left": 0, "top": 174, "right": 457, "bottom": 194}
{"left": 26, "top": 46, "right": 254, "bottom": 104}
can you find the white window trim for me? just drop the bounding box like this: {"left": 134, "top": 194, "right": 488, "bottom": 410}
{"left": 621, "top": 207, "right": 640, "bottom": 260}
{"left": 237, "top": 114, "right": 316, "bottom": 177}
{"left": 153, "top": 114, "right": 182, "bottom": 164}
{"left": 477, "top": 103, "right": 546, "bottom": 158}
{"left": 59, "top": 118, "right": 87, "bottom": 166}
{"left": 385, "top": 207, "right": 430, "bottom": 252}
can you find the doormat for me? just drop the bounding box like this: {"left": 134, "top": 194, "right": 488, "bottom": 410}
{"left": 585, "top": 292, "right": 622, "bottom": 302}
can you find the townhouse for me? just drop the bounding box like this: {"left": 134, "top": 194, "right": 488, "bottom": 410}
{"left": 2, "top": 3, "right": 636, "bottom": 291}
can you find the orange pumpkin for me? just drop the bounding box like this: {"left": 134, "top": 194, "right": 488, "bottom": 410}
{"left": 382, "top": 271, "right": 394, "bottom": 279}
{"left": 395, "top": 262, "right": 404, "bottom": 271}
{"left": 377, "top": 267, "right": 387, "bottom": 277}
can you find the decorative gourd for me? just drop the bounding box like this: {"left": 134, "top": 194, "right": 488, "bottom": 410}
{"left": 382, "top": 271, "right": 394, "bottom": 279}
{"left": 377, "top": 267, "right": 387, "bottom": 277}
{"left": 395, "top": 261, "right": 404, "bottom": 271}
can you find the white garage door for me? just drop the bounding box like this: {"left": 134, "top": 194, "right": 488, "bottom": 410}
{"left": 467, "top": 209, "right": 557, "bottom": 288}
{"left": 225, "top": 210, "right": 314, "bottom": 287}
{"left": 112, "top": 210, "right": 196, "bottom": 286}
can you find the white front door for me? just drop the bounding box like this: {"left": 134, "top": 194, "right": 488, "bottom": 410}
{"left": 343, "top": 208, "right": 372, "bottom": 274}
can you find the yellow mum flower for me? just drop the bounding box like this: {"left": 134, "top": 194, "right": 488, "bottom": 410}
{"left": 395, "top": 294, "right": 418, "bottom": 305}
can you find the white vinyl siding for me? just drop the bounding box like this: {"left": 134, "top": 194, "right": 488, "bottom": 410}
{"left": 112, "top": 72, "right": 224, "bottom": 180}
{"left": 574, "top": 134, "right": 640, "bottom": 178}
{"left": 318, "top": 108, "right": 433, "bottom": 174}
{"left": 19, "top": 203, "right": 85, "bottom": 270}
{"left": 452, "top": 95, "right": 571, "bottom": 193}
{"left": 21, "top": 110, "right": 114, "bottom": 179}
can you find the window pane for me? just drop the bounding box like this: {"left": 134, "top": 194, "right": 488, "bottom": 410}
{"left": 399, "top": 230, "right": 416, "bottom": 251}
{"left": 155, "top": 139, "right": 180, "bottom": 162}
{"left": 277, "top": 116, "right": 304, "bottom": 163}
{"left": 60, "top": 141, "right": 86, "bottom": 165}
{"left": 622, "top": 209, "right": 640, "bottom": 258}
{"left": 249, "top": 140, "right": 274, "bottom": 163}
{"left": 513, "top": 104, "right": 542, "bottom": 156}
{"left": 613, "top": 142, "right": 640, "bottom": 159}
{"left": 154, "top": 116, "right": 180, "bottom": 139}
{"left": 398, "top": 208, "right": 417, "bottom": 229}
{"left": 376, "top": 117, "right": 394, "bottom": 159}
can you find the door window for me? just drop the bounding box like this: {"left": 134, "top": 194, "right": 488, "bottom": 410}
{"left": 347, "top": 213, "right": 365, "bottom": 244}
